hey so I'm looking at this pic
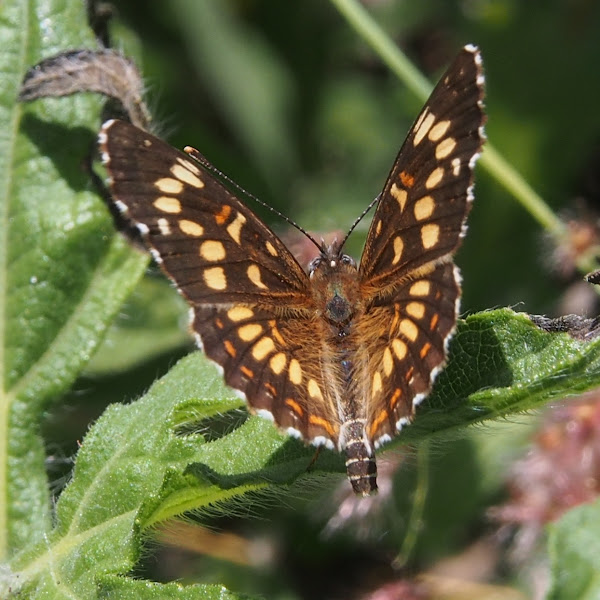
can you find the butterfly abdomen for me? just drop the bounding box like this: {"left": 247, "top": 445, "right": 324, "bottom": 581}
{"left": 339, "top": 418, "right": 377, "bottom": 496}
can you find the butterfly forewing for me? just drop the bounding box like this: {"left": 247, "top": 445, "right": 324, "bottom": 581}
{"left": 359, "top": 46, "right": 484, "bottom": 295}
{"left": 100, "top": 120, "right": 310, "bottom": 306}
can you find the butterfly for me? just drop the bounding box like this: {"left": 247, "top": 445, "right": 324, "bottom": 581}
{"left": 98, "top": 45, "right": 485, "bottom": 496}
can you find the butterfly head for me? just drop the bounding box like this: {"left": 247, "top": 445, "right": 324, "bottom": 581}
{"left": 308, "top": 240, "right": 357, "bottom": 279}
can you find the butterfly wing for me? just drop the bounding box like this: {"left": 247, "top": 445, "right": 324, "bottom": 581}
{"left": 100, "top": 120, "right": 311, "bottom": 305}
{"left": 357, "top": 46, "right": 485, "bottom": 443}
{"left": 100, "top": 120, "right": 341, "bottom": 447}
{"left": 359, "top": 45, "right": 485, "bottom": 295}
{"left": 359, "top": 261, "right": 462, "bottom": 444}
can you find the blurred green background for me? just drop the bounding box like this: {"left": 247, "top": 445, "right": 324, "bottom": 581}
{"left": 45, "top": 1, "right": 600, "bottom": 598}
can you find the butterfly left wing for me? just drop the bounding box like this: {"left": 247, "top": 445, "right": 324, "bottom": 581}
{"left": 99, "top": 120, "right": 343, "bottom": 449}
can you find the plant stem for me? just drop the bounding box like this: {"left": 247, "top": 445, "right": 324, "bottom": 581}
{"left": 329, "top": 0, "right": 567, "bottom": 241}
{"left": 395, "top": 440, "right": 429, "bottom": 567}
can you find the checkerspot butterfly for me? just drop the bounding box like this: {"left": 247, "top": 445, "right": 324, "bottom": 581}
{"left": 99, "top": 45, "right": 485, "bottom": 496}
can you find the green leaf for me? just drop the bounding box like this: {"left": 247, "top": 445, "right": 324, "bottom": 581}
{"left": 97, "top": 576, "right": 252, "bottom": 600}
{"left": 401, "top": 309, "right": 600, "bottom": 442}
{"left": 547, "top": 499, "right": 600, "bottom": 599}
{"left": 9, "top": 308, "right": 600, "bottom": 597}
{"left": 1, "top": 0, "right": 147, "bottom": 560}
{"left": 7, "top": 353, "right": 259, "bottom": 598}
{"left": 85, "top": 275, "right": 191, "bottom": 376}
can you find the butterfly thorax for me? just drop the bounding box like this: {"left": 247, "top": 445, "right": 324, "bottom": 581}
{"left": 308, "top": 246, "right": 362, "bottom": 389}
{"left": 308, "top": 246, "right": 360, "bottom": 325}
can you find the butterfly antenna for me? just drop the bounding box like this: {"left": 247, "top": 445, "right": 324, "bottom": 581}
{"left": 338, "top": 194, "right": 380, "bottom": 250}
{"left": 184, "top": 146, "right": 323, "bottom": 252}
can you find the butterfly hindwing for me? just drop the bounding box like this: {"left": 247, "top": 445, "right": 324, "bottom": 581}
{"left": 193, "top": 304, "right": 341, "bottom": 447}
{"left": 360, "top": 262, "right": 461, "bottom": 444}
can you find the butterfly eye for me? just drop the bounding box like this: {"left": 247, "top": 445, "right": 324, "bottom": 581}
{"left": 340, "top": 254, "right": 356, "bottom": 268}
{"left": 308, "top": 256, "right": 323, "bottom": 277}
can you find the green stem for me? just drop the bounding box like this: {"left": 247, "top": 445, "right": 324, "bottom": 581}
{"left": 329, "top": 0, "right": 567, "bottom": 241}
{"left": 479, "top": 147, "right": 564, "bottom": 238}
{"left": 395, "top": 441, "right": 429, "bottom": 567}
{"left": 329, "top": 0, "right": 432, "bottom": 101}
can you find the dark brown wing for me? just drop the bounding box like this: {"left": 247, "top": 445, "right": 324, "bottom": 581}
{"left": 359, "top": 45, "right": 485, "bottom": 296}
{"left": 356, "top": 46, "right": 485, "bottom": 442}
{"left": 99, "top": 120, "right": 340, "bottom": 447}
{"left": 358, "top": 262, "right": 460, "bottom": 445}
{"left": 100, "top": 120, "right": 309, "bottom": 306}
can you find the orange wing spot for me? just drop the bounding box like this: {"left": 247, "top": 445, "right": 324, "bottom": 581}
{"left": 308, "top": 415, "right": 336, "bottom": 437}
{"left": 420, "top": 342, "right": 432, "bottom": 359}
{"left": 429, "top": 313, "right": 440, "bottom": 330}
{"left": 405, "top": 366, "right": 414, "bottom": 383}
{"left": 215, "top": 204, "right": 232, "bottom": 225}
{"left": 390, "top": 388, "right": 403, "bottom": 409}
{"left": 215, "top": 317, "right": 224, "bottom": 329}
{"left": 240, "top": 366, "right": 254, "bottom": 379}
{"left": 268, "top": 320, "right": 286, "bottom": 346}
{"left": 285, "top": 398, "right": 304, "bottom": 417}
{"left": 390, "top": 304, "right": 401, "bottom": 333}
{"left": 369, "top": 409, "right": 389, "bottom": 439}
{"left": 224, "top": 340, "right": 237, "bottom": 357}
{"left": 400, "top": 171, "right": 415, "bottom": 188}
{"left": 264, "top": 382, "right": 277, "bottom": 397}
